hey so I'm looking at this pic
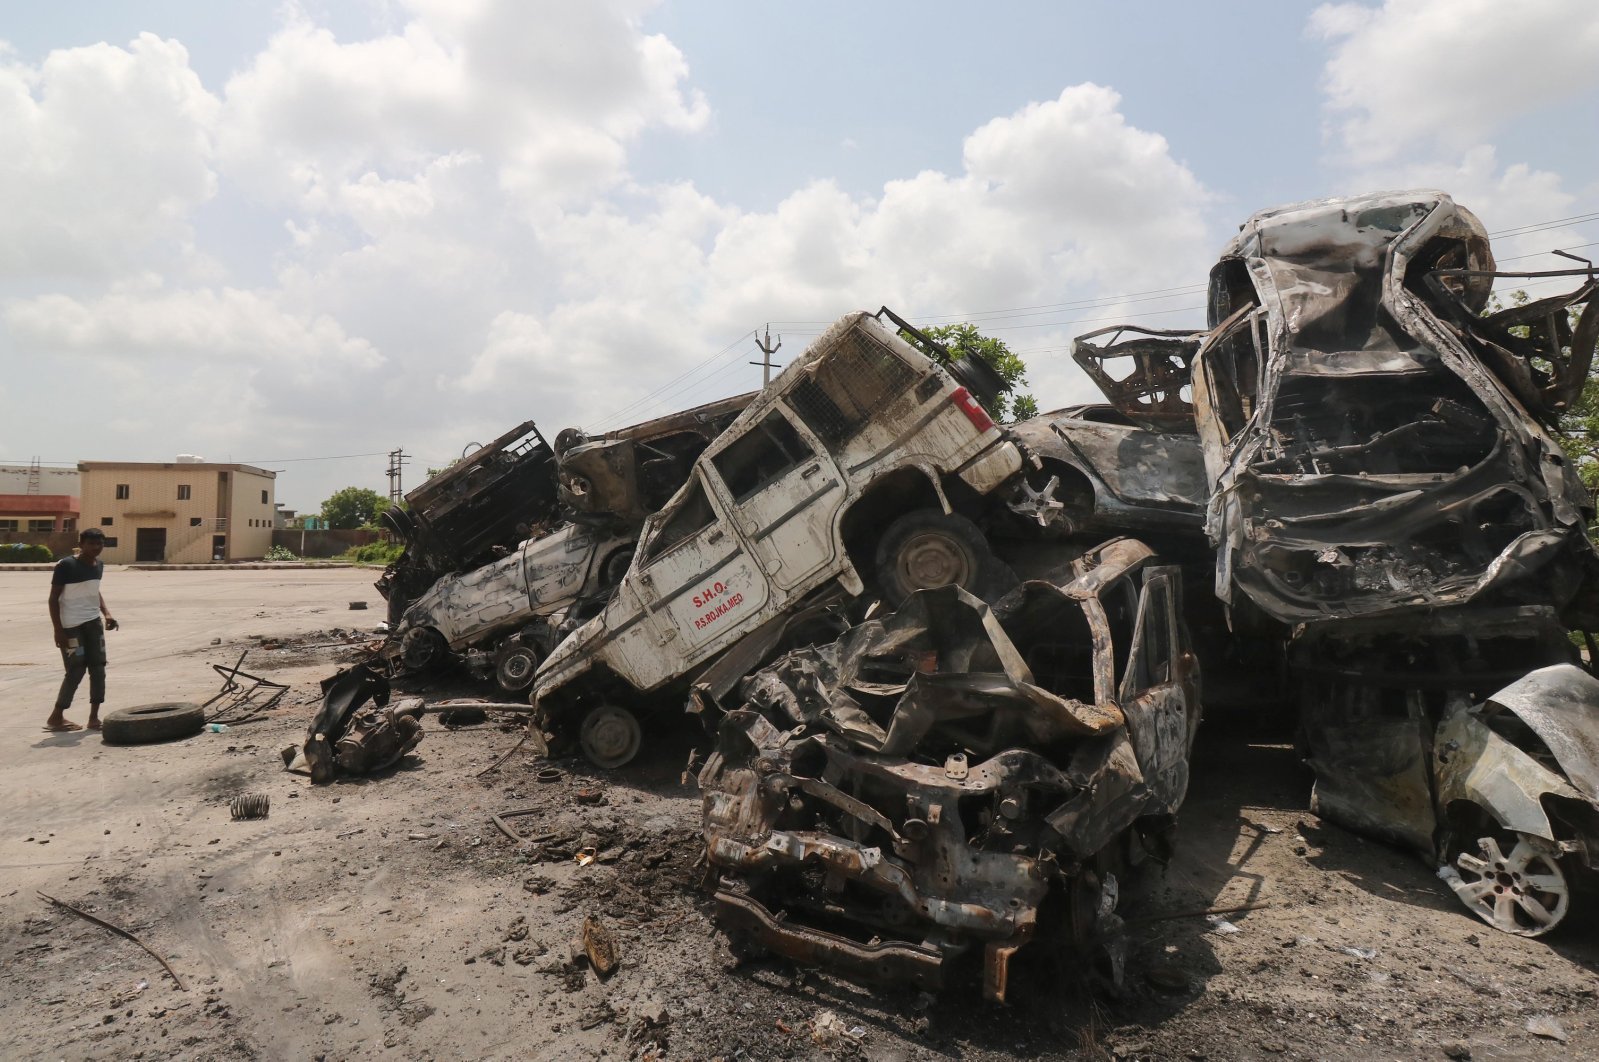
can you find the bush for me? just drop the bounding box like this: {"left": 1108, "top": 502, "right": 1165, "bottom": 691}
{"left": 264, "top": 545, "right": 298, "bottom": 561}
{"left": 344, "top": 540, "right": 404, "bottom": 565}
{"left": 0, "top": 542, "right": 54, "bottom": 564}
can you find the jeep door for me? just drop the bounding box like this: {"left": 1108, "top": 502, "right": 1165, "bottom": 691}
{"left": 625, "top": 467, "right": 771, "bottom": 686}
{"left": 706, "top": 408, "right": 846, "bottom": 594}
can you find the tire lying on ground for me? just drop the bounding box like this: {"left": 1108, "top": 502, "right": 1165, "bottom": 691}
{"left": 101, "top": 702, "right": 207, "bottom": 745}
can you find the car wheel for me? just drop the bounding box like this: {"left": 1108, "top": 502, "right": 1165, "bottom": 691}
{"left": 579, "top": 704, "right": 643, "bottom": 769}
{"left": 1442, "top": 831, "right": 1570, "bottom": 937}
{"left": 600, "top": 547, "right": 634, "bottom": 588}
{"left": 101, "top": 702, "right": 206, "bottom": 746}
{"left": 401, "top": 627, "right": 446, "bottom": 671}
{"left": 874, "top": 509, "right": 991, "bottom": 605}
{"left": 495, "top": 643, "right": 540, "bottom": 692}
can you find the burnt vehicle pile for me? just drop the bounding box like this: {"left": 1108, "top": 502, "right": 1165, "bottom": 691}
{"left": 376, "top": 395, "right": 753, "bottom": 692}
{"left": 308, "top": 188, "right": 1599, "bottom": 996}
{"left": 530, "top": 309, "right": 1030, "bottom": 767}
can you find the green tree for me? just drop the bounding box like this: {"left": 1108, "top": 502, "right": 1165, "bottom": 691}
{"left": 898, "top": 322, "right": 1037, "bottom": 423}
{"left": 320, "top": 486, "right": 388, "bottom": 530}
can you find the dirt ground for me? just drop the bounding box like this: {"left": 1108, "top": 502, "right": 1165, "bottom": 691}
{"left": 1, "top": 566, "right": 1596, "bottom": 1061}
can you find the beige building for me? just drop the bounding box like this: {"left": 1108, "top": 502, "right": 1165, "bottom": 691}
{"left": 79, "top": 460, "right": 277, "bottom": 564}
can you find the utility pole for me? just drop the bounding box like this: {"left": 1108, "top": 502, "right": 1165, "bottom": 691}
{"left": 386, "top": 448, "right": 408, "bottom": 506}
{"left": 751, "top": 325, "right": 782, "bottom": 387}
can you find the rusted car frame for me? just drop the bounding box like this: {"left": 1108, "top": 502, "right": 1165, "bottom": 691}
{"left": 699, "top": 538, "right": 1200, "bottom": 1000}
{"left": 377, "top": 421, "right": 558, "bottom": 624}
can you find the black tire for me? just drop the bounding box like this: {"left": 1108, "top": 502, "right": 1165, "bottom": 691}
{"left": 600, "top": 547, "right": 634, "bottom": 589}
{"left": 495, "top": 643, "right": 540, "bottom": 692}
{"left": 873, "top": 510, "right": 992, "bottom": 605}
{"left": 101, "top": 702, "right": 206, "bottom": 746}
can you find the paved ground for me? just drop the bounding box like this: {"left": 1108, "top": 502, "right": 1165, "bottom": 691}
{"left": 1, "top": 567, "right": 1596, "bottom": 1061}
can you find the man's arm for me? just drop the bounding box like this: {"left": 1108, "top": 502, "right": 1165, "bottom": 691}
{"left": 48, "top": 583, "right": 66, "bottom": 647}
{"left": 99, "top": 593, "right": 118, "bottom": 630}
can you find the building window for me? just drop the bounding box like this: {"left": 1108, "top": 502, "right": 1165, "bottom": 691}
{"left": 178, "top": 484, "right": 191, "bottom": 500}
{"left": 190, "top": 517, "right": 203, "bottom": 527}
{"left": 261, "top": 490, "right": 269, "bottom": 504}
{"left": 115, "top": 484, "right": 130, "bottom": 500}
{"left": 0, "top": 520, "right": 17, "bottom": 532}
{"left": 100, "top": 517, "right": 114, "bottom": 526}
{"left": 103, "top": 537, "right": 118, "bottom": 547}
{"left": 28, "top": 519, "right": 55, "bottom": 532}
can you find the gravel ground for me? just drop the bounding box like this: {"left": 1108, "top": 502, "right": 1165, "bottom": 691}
{"left": 1, "top": 567, "right": 1595, "bottom": 1060}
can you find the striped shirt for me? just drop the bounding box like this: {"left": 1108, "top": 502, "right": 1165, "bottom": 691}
{"left": 52, "top": 555, "right": 104, "bottom": 628}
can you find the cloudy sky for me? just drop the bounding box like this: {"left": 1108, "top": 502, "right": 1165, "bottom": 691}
{"left": 4, "top": 0, "right": 1599, "bottom": 511}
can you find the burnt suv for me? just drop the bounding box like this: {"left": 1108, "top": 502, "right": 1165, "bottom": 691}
{"left": 531, "top": 308, "right": 1027, "bottom": 767}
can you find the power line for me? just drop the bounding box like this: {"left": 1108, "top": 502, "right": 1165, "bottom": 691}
{"left": 589, "top": 211, "right": 1599, "bottom": 423}
{"left": 237, "top": 451, "right": 393, "bottom": 463}
{"left": 1498, "top": 240, "right": 1599, "bottom": 263}
{"left": 1488, "top": 211, "right": 1599, "bottom": 239}
{"left": 589, "top": 329, "right": 755, "bottom": 431}
{"left": 762, "top": 283, "right": 1207, "bottom": 329}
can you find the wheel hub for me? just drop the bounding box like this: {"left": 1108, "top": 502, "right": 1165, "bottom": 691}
{"left": 1444, "top": 833, "right": 1570, "bottom": 937}
{"left": 580, "top": 706, "right": 642, "bottom": 769}
{"left": 898, "top": 532, "right": 973, "bottom": 591}
{"left": 496, "top": 646, "right": 537, "bottom": 690}
{"left": 401, "top": 628, "right": 443, "bottom": 670}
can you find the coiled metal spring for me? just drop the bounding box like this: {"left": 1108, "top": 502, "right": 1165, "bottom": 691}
{"left": 230, "top": 793, "right": 270, "bottom": 820}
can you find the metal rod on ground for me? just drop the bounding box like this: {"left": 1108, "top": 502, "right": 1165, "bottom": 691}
{"left": 37, "top": 891, "right": 188, "bottom": 991}
{"left": 476, "top": 721, "right": 544, "bottom": 776}
{"left": 426, "top": 700, "right": 538, "bottom": 714}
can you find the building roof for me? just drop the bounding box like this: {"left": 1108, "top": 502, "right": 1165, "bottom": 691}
{"left": 77, "top": 461, "right": 276, "bottom": 478}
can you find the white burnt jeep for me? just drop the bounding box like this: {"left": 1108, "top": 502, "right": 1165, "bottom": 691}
{"left": 532, "top": 308, "right": 1027, "bottom": 767}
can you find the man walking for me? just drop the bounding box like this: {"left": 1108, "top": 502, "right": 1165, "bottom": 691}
{"left": 46, "top": 527, "right": 119, "bottom": 732}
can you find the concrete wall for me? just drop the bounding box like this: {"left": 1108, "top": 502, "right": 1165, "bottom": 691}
{"left": 271, "top": 528, "right": 381, "bottom": 558}
{"left": 228, "top": 469, "right": 278, "bottom": 560}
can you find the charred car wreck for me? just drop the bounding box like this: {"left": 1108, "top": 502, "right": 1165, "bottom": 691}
{"left": 532, "top": 308, "right": 1033, "bottom": 768}
{"left": 1180, "top": 190, "right": 1599, "bottom": 934}
{"left": 377, "top": 420, "right": 559, "bottom": 626}
{"left": 1192, "top": 190, "right": 1599, "bottom": 626}
{"left": 700, "top": 538, "right": 1200, "bottom": 1000}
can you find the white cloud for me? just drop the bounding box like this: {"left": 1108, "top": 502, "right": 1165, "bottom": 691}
{"left": 0, "top": 33, "right": 219, "bottom": 279}
{"left": 0, "top": 6, "right": 1215, "bottom": 503}
{"left": 216, "top": 0, "right": 708, "bottom": 220}
{"left": 447, "top": 84, "right": 1215, "bottom": 425}
{"left": 4, "top": 285, "right": 381, "bottom": 372}
{"left": 1312, "top": 0, "right": 1599, "bottom": 165}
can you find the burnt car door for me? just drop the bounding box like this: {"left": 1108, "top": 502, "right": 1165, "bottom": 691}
{"left": 706, "top": 407, "right": 846, "bottom": 593}
{"left": 1116, "top": 564, "right": 1199, "bottom": 813}
{"left": 627, "top": 468, "right": 772, "bottom": 680}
